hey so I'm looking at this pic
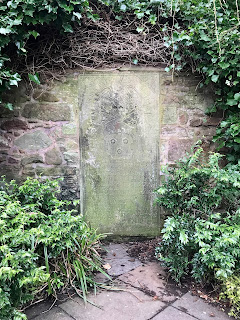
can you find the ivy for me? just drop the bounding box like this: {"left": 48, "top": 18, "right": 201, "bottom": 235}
{"left": 0, "top": 0, "right": 95, "bottom": 106}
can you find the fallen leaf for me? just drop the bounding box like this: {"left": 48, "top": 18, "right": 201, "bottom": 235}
{"left": 103, "top": 263, "right": 111, "bottom": 270}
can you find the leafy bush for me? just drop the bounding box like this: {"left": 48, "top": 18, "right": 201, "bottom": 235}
{"left": 0, "top": 177, "right": 108, "bottom": 320}
{"left": 155, "top": 148, "right": 240, "bottom": 317}
{"left": 221, "top": 275, "right": 240, "bottom": 318}
{"left": 156, "top": 147, "right": 240, "bottom": 217}
{"left": 213, "top": 113, "right": 240, "bottom": 164}
{"left": 156, "top": 211, "right": 240, "bottom": 283}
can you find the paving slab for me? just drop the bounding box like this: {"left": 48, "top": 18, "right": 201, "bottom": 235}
{"left": 118, "top": 262, "right": 185, "bottom": 302}
{"left": 102, "top": 243, "right": 142, "bottom": 277}
{"left": 59, "top": 286, "right": 165, "bottom": 320}
{"left": 172, "top": 292, "right": 232, "bottom": 320}
{"left": 25, "top": 243, "right": 233, "bottom": 320}
{"left": 25, "top": 300, "right": 54, "bottom": 319}
{"left": 33, "top": 307, "right": 73, "bottom": 320}
{"left": 152, "top": 306, "right": 198, "bottom": 320}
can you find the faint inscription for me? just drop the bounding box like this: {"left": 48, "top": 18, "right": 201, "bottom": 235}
{"left": 92, "top": 87, "right": 139, "bottom": 158}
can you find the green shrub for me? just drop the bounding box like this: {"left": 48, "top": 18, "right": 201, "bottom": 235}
{"left": 156, "top": 147, "right": 240, "bottom": 217}
{"left": 156, "top": 211, "right": 240, "bottom": 283}
{"left": 155, "top": 147, "right": 240, "bottom": 284}
{"left": 221, "top": 275, "right": 240, "bottom": 318}
{"left": 0, "top": 177, "right": 108, "bottom": 320}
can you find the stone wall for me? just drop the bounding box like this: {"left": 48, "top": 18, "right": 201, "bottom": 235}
{"left": 159, "top": 73, "right": 220, "bottom": 168}
{"left": 0, "top": 68, "right": 221, "bottom": 235}
{"left": 0, "top": 74, "right": 80, "bottom": 201}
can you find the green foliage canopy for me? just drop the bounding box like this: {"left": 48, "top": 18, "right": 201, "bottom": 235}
{"left": 0, "top": 0, "right": 97, "bottom": 108}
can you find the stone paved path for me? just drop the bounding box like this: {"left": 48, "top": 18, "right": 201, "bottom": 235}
{"left": 26, "top": 243, "right": 233, "bottom": 320}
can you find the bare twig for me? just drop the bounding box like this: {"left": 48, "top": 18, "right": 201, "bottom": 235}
{"left": 11, "top": 8, "right": 189, "bottom": 83}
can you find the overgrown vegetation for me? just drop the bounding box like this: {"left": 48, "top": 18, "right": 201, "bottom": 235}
{"left": 155, "top": 148, "right": 240, "bottom": 318}
{"left": 0, "top": 177, "right": 108, "bottom": 320}
{"left": 0, "top": 0, "right": 239, "bottom": 162}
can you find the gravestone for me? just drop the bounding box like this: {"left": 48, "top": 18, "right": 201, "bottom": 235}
{"left": 79, "top": 72, "right": 161, "bottom": 236}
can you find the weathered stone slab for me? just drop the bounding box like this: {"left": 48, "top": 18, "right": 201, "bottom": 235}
{"left": 22, "top": 103, "right": 71, "bottom": 121}
{"left": 60, "top": 287, "right": 165, "bottom": 320}
{"left": 1, "top": 119, "right": 28, "bottom": 131}
{"left": 0, "top": 165, "right": 20, "bottom": 181}
{"left": 162, "top": 105, "right": 178, "bottom": 124}
{"left": 79, "top": 72, "right": 161, "bottom": 236}
{"left": 102, "top": 243, "right": 142, "bottom": 277}
{"left": 33, "top": 307, "right": 72, "bottom": 320}
{"left": 45, "top": 147, "right": 62, "bottom": 165}
{"left": 172, "top": 292, "right": 232, "bottom": 320}
{"left": 152, "top": 306, "right": 197, "bottom": 320}
{"left": 8, "top": 156, "right": 20, "bottom": 164}
{"left": 0, "top": 135, "right": 10, "bottom": 148}
{"left": 179, "top": 111, "right": 188, "bottom": 125}
{"left": 33, "top": 89, "right": 59, "bottom": 102}
{"left": 190, "top": 118, "right": 203, "bottom": 127}
{"left": 168, "top": 139, "right": 192, "bottom": 162}
{"left": 118, "top": 262, "right": 185, "bottom": 302}
{"left": 25, "top": 300, "right": 56, "bottom": 320}
{"left": 14, "top": 130, "right": 52, "bottom": 151}
{"left": 203, "top": 117, "right": 222, "bottom": 126}
{"left": 0, "top": 154, "right": 6, "bottom": 162}
{"left": 35, "top": 166, "right": 63, "bottom": 176}
{"left": 21, "top": 154, "right": 44, "bottom": 165}
{"left": 0, "top": 105, "right": 15, "bottom": 118}
{"left": 63, "top": 151, "right": 79, "bottom": 164}
{"left": 62, "top": 123, "right": 77, "bottom": 135}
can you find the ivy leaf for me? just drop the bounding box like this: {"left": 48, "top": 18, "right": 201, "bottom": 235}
{"left": 149, "top": 14, "right": 157, "bottom": 24}
{"left": 199, "top": 31, "right": 211, "bottom": 42}
{"left": 5, "top": 103, "right": 13, "bottom": 110}
{"left": 28, "top": 30, "right": 40, "bottom": 39}
{"left": 120, "top": 4, "right": 127, "bottom": 11}
{"left": 28, "top": 73, "right": 40, "bottom": 85}
{"left": 234, "top": 93, "right": 240, "bottom": 101}
{"left": 136, "top": 26, "right": 144, "bottom": 33}
{"left": 12, "top": 19, "right": 22, "bottom": 26}
{"left": 219, "top": 62, "right": 230, "bottom": 69}
{"left": 179, "top": 230, "right": 188, "bottom": 244}
{"left": 211, "top": 74, "right": 219, "bottom": 83}
{"left": 234, "top": 137, "right": 240, "bottom": 143}
{"left": 135, "top": 11, "right": 144, "bottom": 19}
{"left": 226, "top": 99, "right": 237, "bottom": 106}
{"left": 9, "top": 79, "right": 18, "bottom": 86}
{"left": 0, "top": 27, "right": 12, "bottom": 35}
{"left": 73, "top": 12, "right": 82, "bottom": 20}
{"left": 63, "top": 23, "right": 73, "bottom": 33}
{"left": 115, "top": 15, "right": 122, "bottom": 20}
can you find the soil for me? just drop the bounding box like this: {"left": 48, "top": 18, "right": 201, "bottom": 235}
{"left": 126, "top": 237, "right": 161, "bottom": 262}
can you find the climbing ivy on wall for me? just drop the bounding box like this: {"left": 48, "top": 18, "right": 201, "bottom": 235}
{"left": 0, "top": 0, "right": 96, "bottom": 108}
{"left": 0, "top": 0, "right": 240, "bottom": 162}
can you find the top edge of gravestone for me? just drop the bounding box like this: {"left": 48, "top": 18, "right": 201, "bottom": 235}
{"left": 76, "top": 67, "right": 201, "bottom": 79}
{"left": 77, "top": 66, "right": 166, "bottom": 75}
